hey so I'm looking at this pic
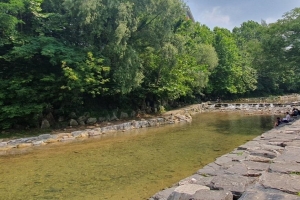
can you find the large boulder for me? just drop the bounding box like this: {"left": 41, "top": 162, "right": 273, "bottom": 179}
{"left": 69, "top": 119, "right": 79, "bottom": 126}
{"left": 86, "top": 117, "right": 97, "bottom": 125}
{"left": 120, "top": 112, "right": 129, "bottom": 119}
{"left": 41, "top": 119, "right": 50, "bottom": 129}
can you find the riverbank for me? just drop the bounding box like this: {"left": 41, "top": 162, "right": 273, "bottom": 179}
{"left": 0, "top": 100, "right": 299, "bottom": 154}
{"left": 150, "top": 117, "right": 300, "bottom": 200}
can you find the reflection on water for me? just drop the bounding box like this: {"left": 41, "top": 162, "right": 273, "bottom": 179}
{"left": 0, "top": 112, "right": 274, "bottom": 200}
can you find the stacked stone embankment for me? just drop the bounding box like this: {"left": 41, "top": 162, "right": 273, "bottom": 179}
{"left": 0, "top": 101, "right": 297, "bottom": 154}
{"left": 150, "top": 119, "right": 300, "bottom": 200}
{"left": 0, "top": 107, "right": 196, "bottom": 154}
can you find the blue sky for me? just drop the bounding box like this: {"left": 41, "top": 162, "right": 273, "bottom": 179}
{"left": 185, "top": 0, "right": 300, "bottom": 30}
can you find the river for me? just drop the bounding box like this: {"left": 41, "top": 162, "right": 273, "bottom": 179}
{"left": 0, "top": 111, "right": 275, "bottom": 200}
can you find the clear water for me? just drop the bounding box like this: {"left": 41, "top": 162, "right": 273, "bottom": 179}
{"left": 0, "top": 112, "right": 274, "bottom": 200}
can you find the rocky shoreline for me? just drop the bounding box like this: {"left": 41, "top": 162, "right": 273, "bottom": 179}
{"left": 150, "top": 114, "right": 300, "bottom": 200}
{"left": 1, "top": 98, "right": 300, "bottom": 200}
{"left": 0, "top": 105, "right": 196, "bottom": 154}
{"left": 0, "top": 100, "right": 299, "bottom": 154}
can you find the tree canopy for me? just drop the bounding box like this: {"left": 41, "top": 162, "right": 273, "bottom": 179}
{"left": 0, "top": 0, "right": 300, "bottom": 129}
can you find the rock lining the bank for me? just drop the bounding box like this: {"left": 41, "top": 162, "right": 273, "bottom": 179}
{"left": 0, "top": 109, "right": 194, "bottom": 153}
{"left": 150, "top": 118, "right": 300, "bottom": 200}
{"left": 1, "top": 101, "right": 299, "bottom": 153}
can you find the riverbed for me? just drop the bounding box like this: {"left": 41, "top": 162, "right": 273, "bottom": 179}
{"left": 0, "top": 112, "right": 274, "bottom": 200}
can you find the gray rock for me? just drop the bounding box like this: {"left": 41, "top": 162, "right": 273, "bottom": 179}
{"left": 98, "top": 117, "right": 106, "bottom": 122}
{"left": 197, "top": 162, "right": 222, "bottom": 176}
{"left": 248, "top": 149, "right": 277, "bottom": 159}
{"left": 269, "top": 162, "right": 300, "bottom": 174}
{"left": 260, "top": 172, "right": 300, "bottom": 194}
{"left": 69, "top": 112, "right": 77, "bottom": 118}
{"left": 246, "top": 155, "right": 272, "bottom": 163}
{"left": 0, "top": 142, "right": 7, "bottom": 147}
{"left": 240, "top": 185, "right": 300, "bottom": 200}
{"left": 113, "top": 124, "right": 123, "bottom": 131}
{"left": 69, "top": 119, "right": 79, "bottom": 126}
{"left": 38, "top": 134, "right": 52, "bottom": 140}
{"left": 274, "top": 146, "right": 300, "bottom": 163}
{"left": 71, "top": 131, "right": 83, "bottom": 138}
{"left": 208, "top": 174, "right": 256, "bottom": 198}
{"left": 178, "top": 174, "right": 204, "bottom": 186}
{"left": 167, "top": 184, "right": 210, "bottom": 200}
{"left": 214, "top": 155, "right": 233, "bottom": 166}
{"left": 77, "top": 116, "right": 86, "bottom": 124}
{"left": 123, "top": 122, "right": 132, "bottom": 130}
{"left": 86, "top": 117, "right": 97, "bottom": 125}
{"left": 120, "top": 112, "right": 129, "bottom": 119}
{"left": 130, "top": 110, "right": 136, "bottom": 117}
{"left": 238, "top": 141, "right": 261, "bottom": 150}
{"left": 190, "top": 190, "right": 233, "bottom": 200}
{"left": 32, "top": 141, "right": 45, "bottom": 146}
{"left": 41, "top": 119, "right": 50, "bottom": 129}
{"left": 88, "top": 130, "right": 102, "bottom": 136}
{"left": 224, "top": 162, "right": 248, "bottom": 176}
{"left": 243, "top": 161, "right": 270, "bottom": 172}
{"left": 151, "top": 187, "right": 176, "bottom": 200}
{"left": 110, "top": 112, "right": 118, "bottom": 121}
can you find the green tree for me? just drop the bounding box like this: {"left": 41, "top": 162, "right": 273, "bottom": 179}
{"left": 208, "top": 27, "right": 257, "bottom": 97}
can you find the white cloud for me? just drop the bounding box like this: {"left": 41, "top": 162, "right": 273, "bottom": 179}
{"left": 203, "top": 7, "right": 231, "bottom": 27}
{"left": 265, "top": 17, "right": 278, "bottom": 25}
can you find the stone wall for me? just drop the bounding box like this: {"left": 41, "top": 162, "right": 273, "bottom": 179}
{"left": 150, "top": 117, "right": 300, "bottom": 200}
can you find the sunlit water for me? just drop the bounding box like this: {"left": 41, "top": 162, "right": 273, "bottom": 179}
{"left": 0, "top": 112, "right": 275, "bottom": 200}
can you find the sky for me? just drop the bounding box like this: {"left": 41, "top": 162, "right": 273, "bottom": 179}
{"left": 185, "top": 0, "right": 300, "bottom": 31}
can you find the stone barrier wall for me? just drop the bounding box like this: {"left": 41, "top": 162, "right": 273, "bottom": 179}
{"left": 0, "top": 112, "right": 194, "bottom": 153}
{"left": 1, "top": 101, "right": 298, "bottom": 153}
{"left": 150, "top": 118, "right": 300, "bottom": 200}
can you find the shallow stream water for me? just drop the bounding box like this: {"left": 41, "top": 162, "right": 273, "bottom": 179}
{"left": 0, "top": 112, "right": 274, "bottom": 200}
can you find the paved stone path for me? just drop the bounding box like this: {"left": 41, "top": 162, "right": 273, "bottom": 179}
{"left": 150, "top": 119, "right": 300, "bottom": 200}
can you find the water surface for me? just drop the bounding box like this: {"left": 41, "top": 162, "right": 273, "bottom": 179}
{"left": 0, "top": 112, "right": 274, "bottom": 200}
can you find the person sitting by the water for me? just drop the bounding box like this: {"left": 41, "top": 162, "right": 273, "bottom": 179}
{"left": 291, "top": 108, "right": 298, "bottom": 116}
{"left": 282, "top": 112, "right": 291, "bottom": 123}
{"left": 274, "top": 117, "right": 282, "bottom": 127}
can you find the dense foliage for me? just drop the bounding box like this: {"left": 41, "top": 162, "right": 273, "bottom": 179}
{"left": 0, "top": 0, "right": 299, "bottom": 129}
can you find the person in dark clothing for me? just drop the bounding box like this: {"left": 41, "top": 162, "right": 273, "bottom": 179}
{"left": 291, "top": 108, "right": 298, "bottom": 116}
{"left": 274, "top": 117, "right": 282, "bottom": 127}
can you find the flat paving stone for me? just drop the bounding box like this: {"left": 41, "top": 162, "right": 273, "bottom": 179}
{"left": 274, "top": 146, "right": 300, "bottom": 163}
{"left": 269, "top": 162, "right": 300, "bottom": 174}
{"left": 260, "top": 172, "right": 300, "bottom": 194}
{"left": 188, "top": 190, "right": 233, "bottom": 200}
{"left": 240, "top": 185, "right": 300, "bottom": 200}
{"left": 208, "top": 174, "right": 257, "bottom": 197}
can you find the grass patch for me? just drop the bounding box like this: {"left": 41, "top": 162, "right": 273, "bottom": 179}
{"left": 290, "top": 172, "right": 300, "bottom": 176}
